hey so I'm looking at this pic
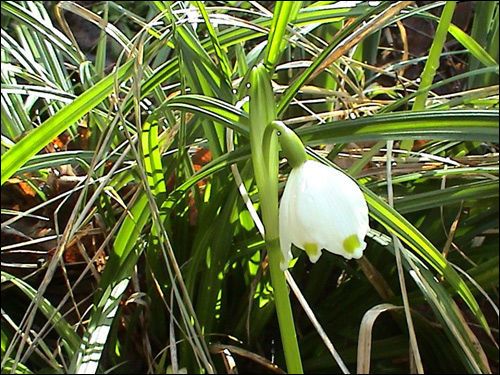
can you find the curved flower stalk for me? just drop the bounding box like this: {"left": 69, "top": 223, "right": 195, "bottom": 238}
{"left": 271, "top": 121, "right": 370, "bottom": 270}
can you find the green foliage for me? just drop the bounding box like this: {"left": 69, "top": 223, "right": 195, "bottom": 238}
{"left": 1, "top": 1, "right": 498, "bottom": 374}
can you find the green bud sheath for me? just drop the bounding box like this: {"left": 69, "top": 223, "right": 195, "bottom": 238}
{"left": 270, "top": 121, "right": 307, "bottom": 168}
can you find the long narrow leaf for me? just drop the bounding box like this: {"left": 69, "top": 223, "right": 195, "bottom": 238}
{"left": 70, "top": 192, "right": 150, "bottom": 373}
{"left": 264, "top": 1, "right": 302, "bottom": 70}
{"left": 298, "top": 110, "right": 499, "bottom": 144}
{"left": 1, "top": 271, "right": 80, "bottom": 357}
{"left": 1, "top": 61, "right": 133, "bottom": 185}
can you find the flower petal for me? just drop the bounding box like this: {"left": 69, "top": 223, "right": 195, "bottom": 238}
{"left": 279, "top": 167, "right": 297, "bottom": 270}
{"left": 279, "top": 160, "right": 370, "bottom": 267}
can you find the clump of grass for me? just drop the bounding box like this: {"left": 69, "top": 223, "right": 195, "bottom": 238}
{"left": 1, "top": 1, "right": 498, "bottom": 374}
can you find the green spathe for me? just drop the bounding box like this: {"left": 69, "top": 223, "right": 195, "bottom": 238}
{"left": 270, "top": 121, "right": 307, "bottom": 168}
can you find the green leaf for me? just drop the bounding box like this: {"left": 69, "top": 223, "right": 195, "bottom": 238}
{"left": 2, "top": 271, "right": 80, "bottom": 356}
{"left": 395, "top": 180, "right": 499, "bottom": 214}
{"left": 264, "top": 1, "right": 302, "bottom": 70}
{"left": 402, "top": 252, "right": 491, "bottom": 373}
{"left": 1, "top": 61, "right": 133, "bottom": 185}
{"left": 362, "top": 187, "right": 492, "bottom": 337}
{"left": 70, "top": 191, "right": 150, "bottom": 373}
{"left": 298, "top": 110, "right": 499, "bottom": 144}
{"left": 1, "top": 1, "right": 82, "bottom": 63}
{"left": 276, "top": 1, "right": 403, "bottom": 116}
{"left": 449, "top": 24, "right": 498, "bottom": 68}
{"left": 141, "top": 120, "right": 167, "bottom": 199}
{"left": 166, "top": 94, "right": 248, "bottom": 135}
{"left": 192, "top": 1, "right": 233, "bottom": 80}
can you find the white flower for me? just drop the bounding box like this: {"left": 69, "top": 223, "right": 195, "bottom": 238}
{"left": 279, "top": 160, "right": 370, "bottom": 270}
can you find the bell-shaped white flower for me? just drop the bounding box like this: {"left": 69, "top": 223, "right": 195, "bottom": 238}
{"left": 279, "top": 159, "right": 370, "bottom": 270}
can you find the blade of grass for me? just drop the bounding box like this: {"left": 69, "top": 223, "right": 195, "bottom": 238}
{"left": 298, "top": 110, "right": 499, "bottom": 144}
{"left": 1, "top": 60, "right": 133, "bottom": 185}
{"left": 357, "top": 304, "right": 403, "bottom": 374}
{"left": 386, "top": 140, "right": 424, "bottom": 373}
{"left": 70, "top": 191, "right": 149, "bottom": 373}
{"left": 413, "top": 1, "right": 457, "bottom": 111}
{"left": 264, "top": 1, "right": 302, "bottom": 71}
{"left": 1, "top": 1, "right": 81, "bottom": 63}
{"left": 402, "top": 251, "right": 492, "bottom": 373}
{"left": 395, "top": 180, "right": 499, "bottom": 214}
{"left": 468, "top": 1, "right": 499, "bottom": 88}
{"left": 1, "top": 272, "right": 80, "bottom": 357}
{"left": 192, "top": 1, "right": 232, "bottom": 81}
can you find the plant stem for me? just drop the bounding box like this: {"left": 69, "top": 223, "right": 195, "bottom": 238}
{"left": 402, "top": 1, "right": 456, "bottom": 151}
{"left": 259, "top": 174, "right": 303, "bottom": 374}
{"left": 248, "top": 64, "right": 303, "bottom": 373}
{"left": 413, "top": 1, "right": 457, "bottom": 110}
{"left": 267, "top": 238, "right": 304, "bottom": 374}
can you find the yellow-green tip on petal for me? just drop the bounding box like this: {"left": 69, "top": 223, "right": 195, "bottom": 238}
{"left": 303, "top": 242, "right": 321, "bottom": 263}
{"left": 343, "top": 234, "right": 360, "bottom": 254}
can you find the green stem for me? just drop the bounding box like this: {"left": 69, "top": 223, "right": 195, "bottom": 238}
{"left": 267, "top": 238, "right": 304, "bottom": 374}
{"left": 413, "top": 1, "right": 457, "bottom": 110}
{"left": 403, "top": 1, "right": 456, "bottom": 151}
{"left": 469, "top": 1, "right": 498, "bottom": 88}
{"left": 258, "top": 176, "right": 303, "bottom": 374}
{"left": 249, "top": 64, "right": 303, "bottom": 373}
